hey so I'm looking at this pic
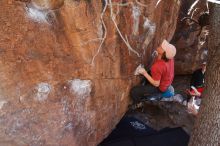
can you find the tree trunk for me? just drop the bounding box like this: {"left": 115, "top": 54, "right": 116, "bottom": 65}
{"left": 189, "top": 2, "right": 220, "bottom": 146}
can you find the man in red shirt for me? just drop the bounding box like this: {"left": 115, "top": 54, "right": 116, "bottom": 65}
{"left": 131, "top": 40, "right": 176, "bottom": 102}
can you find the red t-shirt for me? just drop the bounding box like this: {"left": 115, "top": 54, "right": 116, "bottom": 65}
{"left": 151, "top": 59, "right": 174, "bottom": 92}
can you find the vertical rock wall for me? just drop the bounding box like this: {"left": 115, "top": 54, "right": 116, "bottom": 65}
{"left": 0, "top": 0, "right": 180, "bottom": 145}
{"left": 171, "top": 0, "right": 209, "bottom": 74}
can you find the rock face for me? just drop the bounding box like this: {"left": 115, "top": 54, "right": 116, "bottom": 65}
{"left": 171, "top": 0, "right": 209, "bottom": 74}
{"left": 0, "top": 0, "right": 180, "bottom": 145}
{"left": 31, "top": 0, "right": 64, "bottom": 10}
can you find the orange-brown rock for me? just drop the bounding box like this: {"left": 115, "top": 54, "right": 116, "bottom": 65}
{"left": 0, "top": 0, "right": 180, "bottom": 145}
{"left": 31, "top": 0, "right": 64, "bottom": 10}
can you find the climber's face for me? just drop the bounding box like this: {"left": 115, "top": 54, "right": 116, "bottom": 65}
{"left": 157, "top": 46, "right": 165, "bottom": 55}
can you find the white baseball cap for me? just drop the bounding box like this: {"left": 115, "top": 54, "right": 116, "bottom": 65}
{"left": 161, "top": 40, "right": 176, "bottom": 59}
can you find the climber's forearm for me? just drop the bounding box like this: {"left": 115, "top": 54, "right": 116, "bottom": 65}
{"left": 143, "top": 72, "right": 160, "bottom": 87}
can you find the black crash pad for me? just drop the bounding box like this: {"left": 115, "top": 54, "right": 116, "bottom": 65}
{"left": 99, "top": 116, "right": 189, "bottom": 146}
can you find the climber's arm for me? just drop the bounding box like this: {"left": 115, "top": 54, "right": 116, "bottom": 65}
{"left": 138, "top": 68, "right": 160, "bottom": 87}
{"left": 142, "top": 71, "right": 160, "bottom": 87}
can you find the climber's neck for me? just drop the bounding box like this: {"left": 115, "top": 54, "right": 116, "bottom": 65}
{"left": 157, "top": 54, "right": 162, "bottom": 60}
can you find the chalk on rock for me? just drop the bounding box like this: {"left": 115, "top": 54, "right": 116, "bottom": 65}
{"left": 68, "top": 79, "right": 92, "bottom": 98}
{"left": 35, "top": 82, "right": 51, "bottom": 102}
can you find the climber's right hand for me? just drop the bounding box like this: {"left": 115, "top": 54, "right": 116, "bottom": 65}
{"left": 138, "top": 67, "right": 147, "bottom": 75}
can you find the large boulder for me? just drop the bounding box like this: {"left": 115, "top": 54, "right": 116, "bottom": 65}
{"left": 0, "top": 0, "right": 180, "bottom": 145}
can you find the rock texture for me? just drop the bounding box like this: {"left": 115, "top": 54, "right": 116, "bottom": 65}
{"left": 171, "top": 0, "right": 209, "bottom": 74}
{"left": 31, "top": 0, "right": 64, "bottom": 10}
{"left": 0, "top": 0, "right": 180, "bottom": 145}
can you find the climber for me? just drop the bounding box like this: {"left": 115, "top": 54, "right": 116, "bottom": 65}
{"left": 130, "top": 40, "right": 176, "bottom": 103}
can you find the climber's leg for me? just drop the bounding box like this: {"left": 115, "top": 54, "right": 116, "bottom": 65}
{"left": 130, "top": 84, "right": 162, "bottom": 102}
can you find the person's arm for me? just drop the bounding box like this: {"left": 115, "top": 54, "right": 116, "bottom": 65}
{"left": 138, "top": 68, "right": 160, "bottom": 87}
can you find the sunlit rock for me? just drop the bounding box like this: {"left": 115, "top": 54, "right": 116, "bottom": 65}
{"left": 31, "top": 0, "right": 64, "bottom": 10}
{"left": 0, "top": 0, "right": 181, "bottom": 145}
